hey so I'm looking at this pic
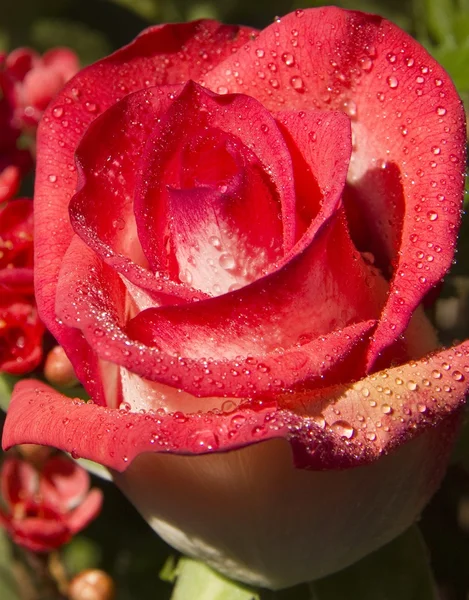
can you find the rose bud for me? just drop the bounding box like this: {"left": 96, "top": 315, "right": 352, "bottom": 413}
{"left": 0, "top": 454, "right": 102, "bottom": 553}
{"left": 68, "top": 569, "right": 116, "bottom": 600}
{"left": 3, "top": 7, "right": 468, "bottom": 589}
{"left": 44, "top": 345, "right": 79, "bottom": 388}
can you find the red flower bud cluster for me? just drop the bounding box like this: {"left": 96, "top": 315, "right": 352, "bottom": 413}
{"left": 0, "top": 453, "right": 102, "bottom": 553}
{"left": 0, "top": 48, "right": 79, "bottom": 202}
{"left": 0, "top": 199, "right": 43, "bottom": 374}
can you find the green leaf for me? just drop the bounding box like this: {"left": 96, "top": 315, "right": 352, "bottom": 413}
{"left": 422, "top": 0, "right": 456, "bottom": 46}
{"left": 62, "top": 535, "right": 102, "bottom": 577}
{"left": 0, "top": 531, "right": 20, "bottom": 600}
{"left": 170, "top": 557, "right": 260, "bottom": 600}
{"left": 106, "top": 0, "right": 160, "bottom": 21}
{"left": 0, "top": 374, "right": 20, "bottom": 413}
{"left": 432, "top": 45, "right": 469, "bottom": 92}
{"left": 308, "top": 526, "right": 438, "bottom": 600}
{"left": 31, "top": 18, "right": 112, "bottom": 65}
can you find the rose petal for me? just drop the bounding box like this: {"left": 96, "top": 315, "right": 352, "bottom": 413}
{"left": 0, "top": 296, "right": 43, "bottom": 375}
{"left": 34, "top": 21, "right": 258, "bottom": 405}
{"left": 0, "top": 457, "right": 37, "bottom": 507}
{"left": 203, "top": 7, "right": 466, "bottom": 367}
{"left": 134, "top": 81, "right": 293, "bottom": 287}
{"left": 56, "top": 218, "right": 385, "bottom": 396}
{"left": 70, "top": 85, "right": 207, "bottom": 305}
{"left": 5, "top": 341, "right": 468, "bottom": 471}
{"left": 8, "top": 514, "right": 71, "bottom": 553}
{"left": 40, "top": 455, "right": 91, "bottom": 511}
{"left": 66, "top": 488, "right": 103, "bottom": 534}
{"left": 35, "top": 19, "right": 257, "bottom": 340}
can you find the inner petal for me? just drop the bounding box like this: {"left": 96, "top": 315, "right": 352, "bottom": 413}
{"left": 134, "top": 82, "right": 297, "bottom": 295}
{"left": 164, "top": 129, "right": 283, "bottom": 295}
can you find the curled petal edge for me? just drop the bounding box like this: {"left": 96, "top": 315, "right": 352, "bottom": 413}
{"left": 3, "top": 340, "right": 469, "bottom": 471}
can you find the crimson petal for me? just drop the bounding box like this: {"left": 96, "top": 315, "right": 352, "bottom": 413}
{"left": 203, "top": 7, "right": 466, "bottom": 367}
{"left": 4, "top": 341, "right": 469, "bottom": 471}
{"left": 34, "top": 21, "right": 258, "bottom": 401}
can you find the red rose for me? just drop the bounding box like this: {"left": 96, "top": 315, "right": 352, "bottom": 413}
{"left": 0, "top": 454, "right": 102, "bottom": 553}
{"left": 0, "top": 199, "right": 44, "bottom": 374}
{"left": 3, "top": 7, "right": 468, "bottom": 588}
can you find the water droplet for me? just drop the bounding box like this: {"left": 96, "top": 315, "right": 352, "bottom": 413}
{"left": 407, "top": 380, "right": 418, "bottom": 391}
{"left": 382, "top": 403, "right": 393, "bottom": 414}
{"left": 331, "top": 420, "right": 355, "bottom": 439}
{"left": 192, "top": 430, "right": 219, "bottom": 451}
{"left": 453, "top": 370, "right": 465, "bottom": 382}
{"left": 360, "top": 57, "right": 373, "bottom": 72}
{"left": 387, "top": 75, "right": 399, "bottom": 88}
{"left": 436, "top": 106, "right": 447, "bottom": 116}
{"left": 366, "top": 432, "right": 377, "bottom": 441}
{"left": 312, "top": 414, "right": 326, "bottom": 429}
{"left": 281, "top": 53, "right": 295, "bottom": 66}
{"left": 52, "top": 106, "right": 64, "bottom": 118}
{"left": 427, "top": 210, "right": 438, "bottom": 221}
{"left": 219, "top": 253, "right": 236, "bottom": 270}
{"left": 256, "top": 49, "right": 265, "bottom": 58}
{"left": 290, "top": 76, "right": 305, "bottom": 93}
{"left": 85, "top": 101, "right": 98, "bottom": 113}
{"left": 209, "top": 236, "right": 221, "bottom": 249}
{"left": 48, "top": 174, "right": 57, "bottom": 183}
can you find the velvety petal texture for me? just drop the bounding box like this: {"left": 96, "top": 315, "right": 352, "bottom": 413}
{"left": 2, "top": 6, "right": 467, "bottom": 589}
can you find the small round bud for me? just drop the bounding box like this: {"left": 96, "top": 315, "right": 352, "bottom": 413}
{"left": 44, "top": 345, "right": 79, "bottom": 388}
{"left": 68, "top": 569, "right": 115, "bottom": 600}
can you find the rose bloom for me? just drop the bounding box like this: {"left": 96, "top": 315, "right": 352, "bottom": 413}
{"left": 3, "top": 7, "right": 469, "bottom": 589}
{"left": 0, "top": 454, "right": 102, "bottom": 553}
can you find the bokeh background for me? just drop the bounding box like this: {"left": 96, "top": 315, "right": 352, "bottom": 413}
{"left": 1, "top": 0, "right": 469, "bottom": 598}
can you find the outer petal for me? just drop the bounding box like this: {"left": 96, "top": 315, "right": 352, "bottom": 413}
{"left": 40, "top": 455, "right": 91, "bottom": 511}
{"left": 66, "top": 488, "right": 103, "bottom": 534}
{"left": 7, "top": 513, "right": 71, "bottom": 553}
{"left": 203, "top": 7, "right": 466, "bottom": 366}
{"left": 1, "top": 457, "right": 37, "bottom": 507}
{"left": 4, "top": 340, "right": 469, "bottom": 470}
{"left": 0, "top": 295, "right": 43, "bottom": 375}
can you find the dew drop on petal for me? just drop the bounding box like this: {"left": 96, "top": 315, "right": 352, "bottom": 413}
{"left": 282, "top": 53, "right": 295, "bottom": 66}
{"left": 331, "top": 420, "right": 355, "bottom": 438}
{"left": 290, "top": 76, "right": 305, "bottom": 93}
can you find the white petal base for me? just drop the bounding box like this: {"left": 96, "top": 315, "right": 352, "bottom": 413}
{"left": 114, "top": 426, "right": 452, "bottom": 590}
